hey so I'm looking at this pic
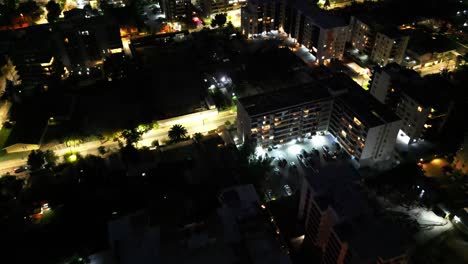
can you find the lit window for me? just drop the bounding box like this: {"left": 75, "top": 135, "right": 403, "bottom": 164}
{"left": 262, "top": 125, "right": 270, "bottom": 131}
{"left": 430, "top": 108, "right": 436, "bottom": 113}
{"left": 341, "top": 130, "right": 347, "bottom": 138}
{"left": 251, "top": 128, "right": 258, "bottom": 133}
{"left": 353, "top": 117, "right": 362, "bottom": 126}
{"left": 348, "top": 124, "right": 353, "bottom": 129}
{"left": 424, "top": 124, "right": 432, "bottom": 128}
{"left": 417, "top": 106, "right": 423, "bottom": 112}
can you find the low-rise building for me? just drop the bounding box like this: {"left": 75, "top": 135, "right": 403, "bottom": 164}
{"left": 298, "top": 164, "right": 410, "bottom": 264}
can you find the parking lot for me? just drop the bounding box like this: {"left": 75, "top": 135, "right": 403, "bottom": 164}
{"left": 256, "top": 133, "right": 349, "bottom": 201}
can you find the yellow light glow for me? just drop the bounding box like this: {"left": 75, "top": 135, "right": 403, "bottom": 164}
{"left": 417, "top": 106, "right": 423, "bottom": 112}
{"left": 109, "top": 48, "right": 123, "bottom": 54}
{"left": 68, "top": 154, "right": 77, "bottom": 162}
{"left": 40, "top": 57, "right": 54, "bottom": 67}
{"left": 353, "top": 117, "right": 362, "bottom": 126}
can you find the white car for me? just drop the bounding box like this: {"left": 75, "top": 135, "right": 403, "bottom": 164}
{"left": 284, "top": 185, "right": 292, "bottom": 196}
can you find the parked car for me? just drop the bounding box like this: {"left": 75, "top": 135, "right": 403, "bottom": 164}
{"left": 311, "top": 148, "right": 319, "bottom": 156}
{"left": 284, "top": 185, "right": 292, "bottom": 196}
{"left": 322, "top": 145, "right": 330, "bottom": 153}
{"left": 322, "top": 153, "right": 331, "bottom": 161}
{"left": 14, "top": 166, "right": 29, "bottom": 174}
{"left": 266, "top": 189, "right": 274, "bottom": 201}
{"left": 301, "top": 149, "right": 309, "bottom": 157}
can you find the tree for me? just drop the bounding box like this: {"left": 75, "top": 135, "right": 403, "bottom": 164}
{"left": 97, "top": 146, "right": 106, "bottom": 155}
{"left": 168, "top": 124, "right": 188, "bottom": 143}
{"left": 121, "top": 128, "right": 143, "bottom": 147}
{"left": 212, "top": 13, "right": 227, "bottom": 27}
{"left": 44, "top": 150, "right": 58, "bottom": 168}
{"left": 45, "top": 0, "right": 61, "bottom": 23}
{"left": 27, "top": 150, "right": 45, "bottom": 171}
{"left": 0, "top": 175, "right": 23, "bottom": 199}
{"left": 193, "top": 132, "right": 203, "bottom": 143}
{"left": 17, "top": 1, "right": 42, "bottom": 21}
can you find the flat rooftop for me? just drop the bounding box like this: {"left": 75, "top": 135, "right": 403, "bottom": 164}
{"left": 305, "top": 164, "right": 410, "bottom": 261}
{"left": 327, "top": 73, "right": 401, "bottom": 127}
{"left": 238, "top": 82, "right": 332, "bottom": 116}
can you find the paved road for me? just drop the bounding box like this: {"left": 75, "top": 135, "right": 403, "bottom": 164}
{"left": 0, "top": 110, "right": 236, "bottom": 176}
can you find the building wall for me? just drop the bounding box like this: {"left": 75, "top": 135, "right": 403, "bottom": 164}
{"left": 359, "top": 121, "right": 401, "bottom": 167}
{"left": 350, "top": 17, "right": 373, "bottom": 53}
{"left": 369, "top": 69, "right": 391, "bottom": 104}
{"left": 238, "top": 99, "right": 332, "bottom": 147}
{"left": 329, "top": 99, "right": 401, "bottom": 167}
{"left": 371, "top": 33, "right": 409, "bottom": 66}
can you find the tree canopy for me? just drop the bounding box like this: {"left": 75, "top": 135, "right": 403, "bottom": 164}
{"left": 168, "top": 124, "right": 188, "bottom": 143}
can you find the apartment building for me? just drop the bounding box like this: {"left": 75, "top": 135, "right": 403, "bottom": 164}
{"left": 349, "top": 16, "right": 409, "bottom": 66}
{"left": 297, "top": 164, "right": 409, "bottom": 264}
{"left": 284, "top": 9, "right": 348, "bottom": 64}
{"left": 237, "top": 74, "right": 402, "bottom": 168}
{"left": 241, "top": 0, "right": 285, "bottom": 36}
{"left": 199, "top": 0, "right": 246, "bottom": 18}
{"left": 237, "top": 82, "right": 333, "bottom": 147}
{"left": 370, "top": 64, "right": 454, "bottom": 144}
{"left": 395, "top": 86, "right": 454, "bottom": 145}
{"left": 161, "top": 0, "right": 190, "bottom": 21}
{"left": 242, "top": 0, "right": 348, "bottom": 64}
{"left": 369, "top": 63, "right": 420, "bottom": 105}
{"left": 328, "top": 75, "right": 402, "bottom": 168}
{"left": 370, "top": 30, "right": 409, "bottom": 66}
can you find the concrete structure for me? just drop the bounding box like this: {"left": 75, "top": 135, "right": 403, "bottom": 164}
{"left": 370, "top": 64, "right": 454, "bottom": 144}
{"left": 349, "top": 16, "right": 409, "bottom": 66}
{"left": 328, "top": 75, "right": 402, "bottom": 168}
{"left": 241, "top": 0, "right": 285, "bottom": 36}
{"left": 237, "top": 82, "right": 333, "bottom": 147}
{"left": 241, "top": 0, "right": 348, "bottom": 64}
{"left": 161, "top": 0, "right": 190, "bottom": 21}
{"left": 370, "top": 30, "right": 409, "bottom": 66}
{"left": 199, "top": 0, "right": 245, "bottom": 18}
{"left": 297, "top": 164, "right": 410, "bottom": 264}
{"left": 369, "top": 63, "right": 420, "bottom": 105}
{"left": 284, "top": 9, "right": 348, "bottom": 64}
{"left": 0, "top": 26, "right": 61, "bottom": 89}
{"left": 237, "top": 74, "right": 402, "bottom": 168}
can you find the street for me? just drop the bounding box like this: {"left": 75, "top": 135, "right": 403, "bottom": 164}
{"left": 0, "top": 110, "right": 236, "bottom": 176}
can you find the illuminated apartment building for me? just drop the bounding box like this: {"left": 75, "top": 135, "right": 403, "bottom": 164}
{"left": 349, "top": 16, "right": 409, "bottom": 66}
{"left": 370, "top": 64, "right": 454, "bottom": 144}
{"left": 328, "top": 76, "right": 401, "bottom": 167}
{"left": 241, "top": 0, "right": 285, "bottom": 36}
{"left": 237, "top": 82, "right": 333, "bottom": 147}
{"left": 237, "top": 74, "right": 402, "bottom": 168}
{"left": 199, "top": 0, "right": 246, "bottom": 18}
{"left": 242, "top": 0, "right": 348, "bottom": 64}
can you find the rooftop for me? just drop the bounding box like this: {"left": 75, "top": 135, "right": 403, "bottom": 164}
{"left": 238, "top": 82, "right": 332, "bottom": 116}
{"left": 327, "top": 73, "right": 401, "bottom": 127}
{"left": 305, "top": 164, "right": 410, "bottom": 262}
